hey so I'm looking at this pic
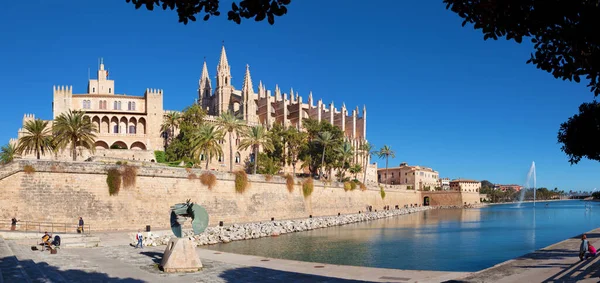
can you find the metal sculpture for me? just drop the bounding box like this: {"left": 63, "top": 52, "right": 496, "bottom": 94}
{"left": 169, "top": 199, "right": 209, "bottom": 238}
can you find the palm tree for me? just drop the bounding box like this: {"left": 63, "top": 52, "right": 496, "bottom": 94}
{"left": 349, "top": 164, "right": 362, "bottom": 180}
{"left": 0, "top": 143, "right": 17, "bottom": 164}
{"left": 239, "top": 125, "right": 274, "bottom": 175}
{"left": 376, "top": 145, "right": 396, "bottom": 184}
{"left": 53, "top": 110, "right": 97, "bottom": 161}
{"left": 16, "top": 119, "right": 53, "bottom": 160}
{"left": 215, "top": 112, "right": 245, "bottom": 172}
{"left": 314, "top": 131, "right": 334, "bottom": 179}
{"left": 335, "top": 141, "right": 354, "bottom": 181}
{"left": 359, "top": 142, "right": 374, "bottom": 184}
{"left": 190, "top": 124, "right": 224, "bottom": 169}
{"left": 161, "top": 111, "right": 181, "bottom": 147}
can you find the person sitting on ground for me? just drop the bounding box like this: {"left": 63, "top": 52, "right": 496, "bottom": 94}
{"left": 51, "top": 235, "right": 61, "bottom": 247}
{"left": 41, "top": 232, "right": 52, "bottom": 250}
{"left": 580, "top": 234, "right": 589, "bottom": 261}
{"left": 586, "top": 242, "right": 597, "bottom": 259}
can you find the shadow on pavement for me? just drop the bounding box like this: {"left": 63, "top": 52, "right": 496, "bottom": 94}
{"left": 219, "top": 266, "right": 370, "bottom": 283}
{"left": 542, "top": 257, "right": 600, "bottom": 282}
{"left": 140, "top": 251, "right": 163, "bottom": 264}
{"left": 0, "top": 256, "right": 145, "bottom": 283}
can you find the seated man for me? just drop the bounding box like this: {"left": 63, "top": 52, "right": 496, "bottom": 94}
{"left": 41, "top": 232, "right": 51, "bottom": 250}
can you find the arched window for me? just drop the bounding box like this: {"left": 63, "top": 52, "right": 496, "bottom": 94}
{"left": 129, "top": 125, "right": 136, "bottom": 134}
{"left": 132, "top": 102, "right": 136, "bottom": 111}
{"left": 109, "top": 88, "right": 112, "bottom": 94}
{"left": 128, "top": 102, "right": 132, "bottom": 111}
{"left": 235, "top": 152, "right": 241, "bottom": 164}
{"left": 114, "top": 101, "right": 118, "bottom": 110}
{"left": 117, "top": 101, "right": 121, "bottom": 110}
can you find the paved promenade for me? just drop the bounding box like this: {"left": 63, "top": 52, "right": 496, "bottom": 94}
{"left": 0, "top": 237, "right": 465, "bottom": 283}
{"left": 452, "top": 228, "right": 600, "bottom": 282}
{"left": 3, "top": 226, "right": 600, "bottom": 282}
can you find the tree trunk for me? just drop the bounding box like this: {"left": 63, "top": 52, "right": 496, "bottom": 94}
{"left": 228, "top": 131, "right": 233, "bottom": 172}
{"left": 72, "top": 137, "right": 77, "bottom": 161}
{"left": 385, "top": 155, "right": 389, "bottom": 184}
{"left": 205, "top": 152, "right": 209, "bottom": 169}
{"left": 320, "top": 146, "right": 326, "bottom": 179}
{"left": 253, "top": 145, "right": 258, "bottom": 175}
{"left": 36, "top": 150, "right": 40, "bottom": 160}
{"left": 362, "top": 154, "right": 368, "bottom": 184}
{"left": 292, "top": 161, "right": 296, "bottom": 176}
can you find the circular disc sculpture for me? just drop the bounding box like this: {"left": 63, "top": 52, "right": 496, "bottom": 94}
{"left": 169, "top": 199, "right": 209, "bottom": 238}
{"left": 161, "top": 199, "right": 209, "bottom": 273}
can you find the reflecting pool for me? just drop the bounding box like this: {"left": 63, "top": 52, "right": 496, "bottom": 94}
{"left": 204, "top": 200, "right": 600, "bottom": 272}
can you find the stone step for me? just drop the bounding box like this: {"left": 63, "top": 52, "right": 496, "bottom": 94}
{"left": 12, "top": 236, "right": 101, "bottom": 248}
{"left": 61, "top": 236, "right": 100, "bottom": 248}
{"left": 0, "top": 237, "right": 32, "bottom": 283}
{"left": 6, "top": 241, "right": 52, "bottom": 283}
{"left": 7, "top": 241, "right": 68, "bottom": 283}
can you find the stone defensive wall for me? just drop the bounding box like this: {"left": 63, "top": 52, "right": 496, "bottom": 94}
{"left": 0, "top": 160, "right": 480, "bottom": 231}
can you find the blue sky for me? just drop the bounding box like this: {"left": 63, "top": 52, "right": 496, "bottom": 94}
{"left": 1, "top": 1, "right": 598, "bottom": 190}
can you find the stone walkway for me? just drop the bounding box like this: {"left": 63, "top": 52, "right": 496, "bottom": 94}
{"left": 450, "top": 228, "right": 600, "bottom": 282}
{"left": 1, "top": 238, "right": 466, "bottom": 283}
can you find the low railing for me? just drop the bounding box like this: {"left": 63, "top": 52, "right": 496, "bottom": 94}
{"left": 0, "top": 220, "right": 91, "bottom": 235}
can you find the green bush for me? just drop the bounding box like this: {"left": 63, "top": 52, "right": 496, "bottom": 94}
{"left": 154, "top": 151, "right": 166, "bottom": 163}
{"left": 302, "top": 178, "right": 314, "bottom": 198}
{"left": 343, "top": 182, "right": 352, "bottom": 191}
{"left": 380, "top": 186, "right": 386, "bottom": 199}
{"left": 110, "top": 144, "right": 126, "bottom": 150}
{"left": 407, "top": 186, "right": 414, "bottom": 190}
{"left": 350, "top": 181, "right": 357, "bottom": 191}
{"left": 234, "top": 170, "right": 249, "bottom": 193}
{"left": 107, "top": 168, "right": 121, "bottom": 196}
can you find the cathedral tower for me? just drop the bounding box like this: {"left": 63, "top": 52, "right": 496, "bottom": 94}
{"left": 198, "top": 59, "right": 212, "bottom": 112}
{"left": 215, "top": 45, "right": 233, "bottom": 115}
{"left": 242, "top": 64, "right": 258, "bottom": 123}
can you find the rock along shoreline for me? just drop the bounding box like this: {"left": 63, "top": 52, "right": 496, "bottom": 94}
{"left": 132, "top": 205, "right": 478, "bottom": 247}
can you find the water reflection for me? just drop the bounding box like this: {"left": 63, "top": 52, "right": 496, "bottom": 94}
{"left": 205, "top": 200, "right": 600, "bottom": 272}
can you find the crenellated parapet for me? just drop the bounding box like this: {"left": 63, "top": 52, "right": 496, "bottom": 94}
{"left": 144, "top": 88, "right": 163, "bottom": 96}
{"left": 53, "top": 85, "right": 73, "bottom": 95}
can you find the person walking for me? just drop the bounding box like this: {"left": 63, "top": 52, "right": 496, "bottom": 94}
{"left": 78, "top": 217, "right": 84, "bottom": 233}
{"left": 135, "top": 230, "right": 144, "bottom": 249}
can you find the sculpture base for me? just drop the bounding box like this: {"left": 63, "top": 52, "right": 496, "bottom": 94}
{"left": 160, "top": 238, "right": 202, "bottom": 273}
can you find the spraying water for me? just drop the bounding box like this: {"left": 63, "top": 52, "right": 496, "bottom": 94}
{"left": 518, "top": 161, "right": 537, "bottom": 206}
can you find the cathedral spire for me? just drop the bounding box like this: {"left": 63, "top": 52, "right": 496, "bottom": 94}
{"left": 242, "top": 64, "right": 254, "bottom": 94}
{"left": 199, "top": 58, "right": 212, "bottom": 99}
{"left": 216, "top": 44, "right": 231, "bottom": 88}
{"left": 218, "top": 44, "right": 229, "bottom": 71}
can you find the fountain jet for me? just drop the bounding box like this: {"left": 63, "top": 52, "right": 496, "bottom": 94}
{"left": 518, "top": 161, "right": 536, "bottom": 207}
